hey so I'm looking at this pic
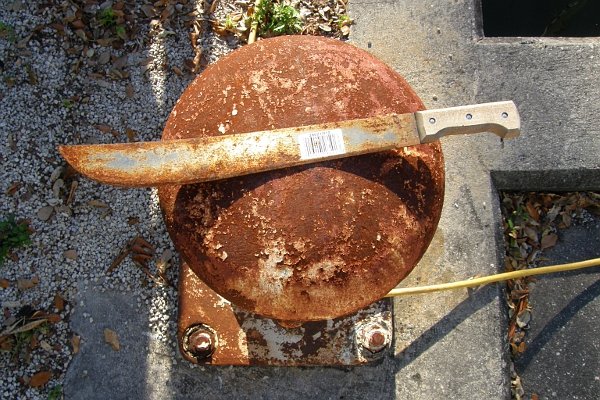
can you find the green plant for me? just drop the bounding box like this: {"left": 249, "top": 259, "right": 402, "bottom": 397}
{"left": 224, "top": 14, "right": 236, "bottom": 31}
{"left": 0, "top": 214, "right": 33, "bottom": 266}
{"left": 0, "top": 21, "right": 16, "bottom": 42}
{"left": 47, "top": 385, "right": 62, "bottom": 400}
{"left": 98, "top": 7, "right": 116, "bottom": 27}
{"left": 337, "top": 15, "right": 352, "bottom": 28}
{"left": 115, "top": 26, "right": 126, "bottom": 36}
{"left": 255, "top": 0, "right": 302, "bottom": 36}
{"left": 61, "top": 99, "right": 71, "bottom": 108}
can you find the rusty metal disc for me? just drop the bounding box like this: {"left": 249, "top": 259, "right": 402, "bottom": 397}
{"left": 158, "top": 36, "right": 445, "bottom": 322}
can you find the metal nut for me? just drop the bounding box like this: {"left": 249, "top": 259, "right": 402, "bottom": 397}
{"left": 362, "top": 327, "right": 389, "bottom": 353}
{"left": 184, "top": 324, "right": 217, "bottom": 360}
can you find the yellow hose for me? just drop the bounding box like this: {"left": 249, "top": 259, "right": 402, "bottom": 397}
{"left": 385, "top": 257, "right": 600, "bottom": 297}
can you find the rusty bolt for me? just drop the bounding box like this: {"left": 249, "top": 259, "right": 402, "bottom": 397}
{"left": 362, "top": 327, "right": 389, "bottom": 353}
{"left": 185, "top": 326, "right": 216, "bottom": 359}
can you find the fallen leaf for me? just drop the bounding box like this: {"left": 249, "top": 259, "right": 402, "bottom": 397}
{"left": 104, "top": 328, "right": 120, "bottom": 350}
{"left": 10, "top": 319, "right": 47, "bottom": 336}
{"left": 63, "top": 250, "right": 77, "bottom": 260}
{"left": 88, "top": 200, "right": 109, "bottom": 208}
{"left": 98, "top": 52, "right": 111, "bottom": 64}
{"left": 183, "top": 59, "right": 195, "bottom": 71}
{"left": 0, "top": 279, "right": 9, "bottom": 289}
{"left": 96, "top": 38, "right": 116, "bottom": 46}
{"left": 16, "top": 33, "right": 33, "bottom": 49}
{"left": 541, "top": 233, "right": 558, "bottom": 250}
{"left": 173, "top": 66, "right": 184, "bottom": 76}
{"left": 47, "top": 314, "right": 61, "bottom": 323}
{"left": 17, "top": 277, "right": 38, "bottom": 290}
{"left": 71, "top": 334, "right": 80, "bottom": 354}
{"left": 126, "top": 128, "right": 136, "bottom": 142}
{"left": 54, "top": 295, "right": 64, "bottom": 311}
{"left": 40, "top": 340, "right": 52, "bottom": 351}
{"left": 127, "top": 217, "right": 139, "bottom": 225}
{"left": 29, "top": 371, "right": 52, "bottom": 387}
{"left": 6, "top": 182, "right": 22, "bottom": 196}
{"left": 94, "top": 125, "right": 112, "bottom": 133}
{"left": 37, "top": 206, "right": 54, "bottom": 221}
{"left": 126, "top": 82, "right": 134, "bottom": 98}
{"left": 139, "top": 56, "right": 155, "bottom": 66}
{"left": 52, "top": 179, "right": 64, "bottom": 197}
{"left": 141, "top": 4, "right": 155, "bottom": 17}
{"left": 516, "top": 309, "right": 531, "bottom": 328}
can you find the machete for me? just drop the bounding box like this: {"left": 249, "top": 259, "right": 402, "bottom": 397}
{"left": 58, "top": 101, "right": 520, "bottom": 187}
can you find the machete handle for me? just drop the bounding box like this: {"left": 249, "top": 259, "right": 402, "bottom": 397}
{"left": 414, "top": 101, "right": 520, "bottom": 143}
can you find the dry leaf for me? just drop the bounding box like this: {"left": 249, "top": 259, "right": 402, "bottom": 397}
{"left": 71, "top": 333, "right": 80, "bottom": 355}
{"left": 54, "top": 294, "right": 64, "bottom": 311}
{"left": 104, "top": 328, "right": 120, "bottom": 350}
{"left": 126, "top": 128, "right": 136, "bottom": 142}
{"left": 29, "top": 371, "right": 52, "bottom": 387}
{"left": 126, "top": 82, "right": 134, "bottom": 98}
{"left": 0, "top": 279, "right": 9, "bottom": 289}
{"left": 47, "top": 314, "right": 62, "bottom": 323}
{"left": 40, "top": 340, "right": 52, "bottom": 351}
{"left": 94, "top": 125, "right": 112, "bottom": 133}
{"left": 88, "top": 200, "right": 109, "bottom": 208}
{"left": 173, "top": 66, "right": 184, "bottom": 76}
{"left": 541, "top": 233, "right": 558, "bottom": 249}
{"left": 17, "top": 277, "right": 38, "bottom": 290}
{"left": 139, "top": 56, "right": 155, "bottom": 66}
{"left": 63, "top": 250, "right": 77, "bottom": 260}
{"left": 16, "top": 33, "right": 33, "bottom": 49}
{"left": 37, "top": 205, "right": 53, "bottom": 221}
{"left": 98, "top": 52, "right": 111, "bottom": 64}
{"left": 141, "top": 4, "right": 155, "bottom": 17}
{"left": 127, "top": 217, "right": 139, "bottom": 225}
{"left": 6, "top": 182, "right": 21, "bottom": 196}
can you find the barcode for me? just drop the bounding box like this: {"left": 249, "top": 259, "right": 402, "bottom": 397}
{"left": 298, "top": 129, "right": 346, "bottom": 160}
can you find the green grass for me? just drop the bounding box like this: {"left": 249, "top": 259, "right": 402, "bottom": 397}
{"left": 0, "top": 214, "right": 33, "bottom": 266}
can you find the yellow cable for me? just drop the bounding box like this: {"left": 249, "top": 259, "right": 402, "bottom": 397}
{"left": 385, "top": 257, "right": 600, "bottom": 297}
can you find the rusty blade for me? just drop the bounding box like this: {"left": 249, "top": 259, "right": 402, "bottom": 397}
{"left": 58, "top": 113, "right": 420, "bottom": 187}
{"left": 58, "top": 101, "right": 519, "bottom": 187}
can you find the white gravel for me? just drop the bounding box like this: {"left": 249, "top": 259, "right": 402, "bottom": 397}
{"left": 0, "top": 1, "right": 238, "bottom": 398}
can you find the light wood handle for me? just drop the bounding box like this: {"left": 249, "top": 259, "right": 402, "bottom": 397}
{"left": 415, "top": 101, "right": 520, "bottom": 143}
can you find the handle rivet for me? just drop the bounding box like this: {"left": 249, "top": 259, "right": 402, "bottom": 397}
{"left": 429, "top": 118, "right": 436, "bottom": 124}
{"left": 502, "top": 112, "right": 508, "bottom": 118}
{"left": 466, "top": 113, "right": 472, "bottom": 120}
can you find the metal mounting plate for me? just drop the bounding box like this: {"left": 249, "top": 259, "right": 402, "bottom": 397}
{"left": 177, "top": 260, "right": 393, "bottom": 366}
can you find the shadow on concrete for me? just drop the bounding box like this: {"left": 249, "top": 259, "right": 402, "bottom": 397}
{"left": 393, "top": 284, "right": 498, "bottom": 370}
{"left": 515, "top": 273, "right": 600, "bottom": 372}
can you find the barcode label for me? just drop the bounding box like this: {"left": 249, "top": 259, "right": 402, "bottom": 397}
{"left": 298, "top": 129, "right": 346, "bottom": 160}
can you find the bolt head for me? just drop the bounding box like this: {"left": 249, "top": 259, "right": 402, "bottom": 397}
{"left": 362, "top": 328, "right": 389, "bottom": 353}
{"left": 187, "top": 328, "right": 215, "bottom": 359}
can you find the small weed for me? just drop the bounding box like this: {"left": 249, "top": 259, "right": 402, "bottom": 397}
{"left": 0, "top": 21, "right": 16, "bottom": 43}
{"left": 0, "top": 214, "right": 33, "bottom": 267}
{"left": 255, "top": 0, "right": 302, "bottom": 36}
{"left": 115, "top": 26, "right": 126, "bottom": 36}
{"left": 224, "top": 14, "right": 236, "bottom": 31}
{"left": 98, "top": 8, "right": 116, "bottom": 27}
{"left": 337, "top": 15, "right": 352, "bottom": 28}
{"left": 47, "top": 385, "right": 62, "bottom": 400}
{"left": 61, "top": 99, "right": 71, "bottom": 108}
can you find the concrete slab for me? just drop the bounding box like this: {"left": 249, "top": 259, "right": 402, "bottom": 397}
{"left": 514, "top": 215, "right": 600, "bottom": 399}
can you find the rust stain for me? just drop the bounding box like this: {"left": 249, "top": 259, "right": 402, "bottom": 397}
{"left": 178, "top": 260, "right": 393, "bottom": 366}
{"left": 160, "top": 35, "right": 445, "bottom": 323}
